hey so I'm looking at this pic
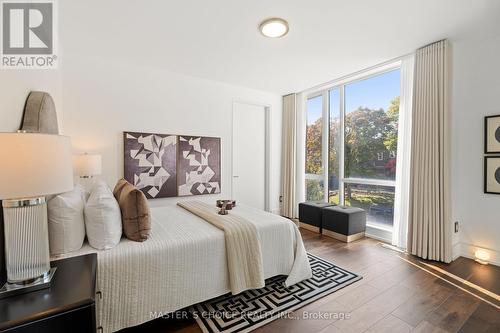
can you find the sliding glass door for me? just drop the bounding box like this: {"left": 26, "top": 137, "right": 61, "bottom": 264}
{"left": 305, "top": 68, "right": 401, "bottom": 230}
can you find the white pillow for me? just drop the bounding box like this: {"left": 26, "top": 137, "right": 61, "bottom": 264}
{"left": 84, "top": 182, "right": 122, "bottom": 250}
{"left": 48, "top": 185, "right": 86, "bottom": 255}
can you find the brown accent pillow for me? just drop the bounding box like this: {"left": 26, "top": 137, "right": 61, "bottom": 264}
{"left": 113, "top": 179, "right": 151, "bottom": 242}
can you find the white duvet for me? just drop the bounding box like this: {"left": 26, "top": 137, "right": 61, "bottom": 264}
{"left": 55, "top": 201, "right": 311, "bottom": 333}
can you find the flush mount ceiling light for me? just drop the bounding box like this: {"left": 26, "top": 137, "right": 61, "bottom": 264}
{"left": 259, "top": 18, "right": 289, "bottom": 38}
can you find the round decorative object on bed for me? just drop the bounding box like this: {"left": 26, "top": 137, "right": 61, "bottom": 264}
{"left": 113, "top": 179, "right": 151, "bottom": 242}
{"left": 216, "top": 200, "right": 236, "bottom": 209}
{"left": 84, "top": 181, "right": 122, "bottom": 250}
{"left": 216, "top": 200, "right": 236, "bottom": 215}
{"left": 47, "top": 185, "right": 86, "bottom": 255}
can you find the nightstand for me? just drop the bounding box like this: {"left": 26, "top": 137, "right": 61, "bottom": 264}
{"left": 0, "top": 253, "right": 97, "bottom": 333}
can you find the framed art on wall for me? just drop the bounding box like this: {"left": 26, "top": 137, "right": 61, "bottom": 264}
{"left": 484, "top": 115, "right": 500, "bottom": 154}
{"left": 484, "top": 156, "right": 500, "bottom": 195}
{"left": 124, "top": 132, "right": 178, "bottom": 199}
{"left": 177, "top": 136, "right": 221, "bottom": 196}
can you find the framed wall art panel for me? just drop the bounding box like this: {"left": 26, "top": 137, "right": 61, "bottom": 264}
{"left": 484, "top": 115, "right": 500, "bottom": 154}
{"left": 177, "top": 136, "right": 221, "bottom": 196}
{"left": 484, "top": 156, "right": 500, "bottom": 195}
{"left": 124, "top": 132, "right": 178, "bottom": 198}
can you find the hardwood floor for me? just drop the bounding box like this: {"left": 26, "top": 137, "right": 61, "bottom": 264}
{"left": 432, "top": 256, "right": 500, "bottom": 295}
{"left": 121, "top": 229, "right": 500, "bottom": 333}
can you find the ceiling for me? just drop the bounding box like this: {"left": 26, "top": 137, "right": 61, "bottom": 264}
{"left": 61, "top": 0, "right": 500, "bottom": 94}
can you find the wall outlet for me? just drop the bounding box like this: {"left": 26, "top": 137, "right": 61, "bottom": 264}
{"left": 454, "top": 221, "right": 459, "bottom": 233}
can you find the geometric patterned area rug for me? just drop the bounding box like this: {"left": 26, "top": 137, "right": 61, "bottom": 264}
{"left": 190, "top": 253, "right": 362, "bottom": 333}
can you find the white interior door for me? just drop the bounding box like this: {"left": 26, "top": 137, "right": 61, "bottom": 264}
{"left": 232, "top": 102, "right": 267, "bottom": 210}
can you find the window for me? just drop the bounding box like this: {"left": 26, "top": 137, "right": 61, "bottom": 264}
{"left": 328, "top": 88, "right": 341, "bottom": 204}
{"left": 344, "top": 70, "right": 400, "bottom": 181}
{"left": 344, "top": 183, "right": 395, "bottom": 228}
{"left": 305, "top": 68, "right": 401, "bottom": 229}
{"left": 305, "top": 95, "right": 324, "bottom": 201}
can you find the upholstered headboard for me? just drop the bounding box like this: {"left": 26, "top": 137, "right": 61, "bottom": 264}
{"left": 20, "top": 91, "right": 59, "bottom": 134}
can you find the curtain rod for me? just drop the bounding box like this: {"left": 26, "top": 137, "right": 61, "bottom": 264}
{"left": 298, "top": 51, "right": 414, "bottom": 95}
{"left": 417, "top": 38, "right": 447, "bottom": 50}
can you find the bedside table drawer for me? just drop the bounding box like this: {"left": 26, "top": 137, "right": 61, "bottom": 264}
{"left": 4, "top": 304, "right": 96, "bottom": 333}
{"left": 0, "top": 254, "right": 97, "bottom": 333}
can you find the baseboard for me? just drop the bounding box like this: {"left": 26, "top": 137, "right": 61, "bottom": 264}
{"left": 457, "top": 242, "right": 500, "bottom": 266}
{"left": 452, "top": 242, "right": 462, "bottom": 261}
{"left": 365, "top": 225, "right": 392, "bottom": 243}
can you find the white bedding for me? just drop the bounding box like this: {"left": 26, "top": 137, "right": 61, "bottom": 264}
{"left": 55, "top": 201, "right": 311, "bottom": 333}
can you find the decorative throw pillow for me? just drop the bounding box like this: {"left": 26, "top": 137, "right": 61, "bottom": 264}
{"left": 84, "top": 182, "right": 122, "bottom": 250}
{"left": 113, "top": 179, "right": 151, "bottom": 242}
{"left": 47, "top": 185, "right": 86, "bottom": 255}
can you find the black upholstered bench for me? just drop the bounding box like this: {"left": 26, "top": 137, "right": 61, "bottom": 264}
{"left": 298, "top": 201, "right": 335, "bottom": 233}
{"left": 322, "top": 206, "right": 366, "bottom": 242}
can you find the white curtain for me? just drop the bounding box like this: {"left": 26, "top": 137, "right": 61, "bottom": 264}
{"left": 280, "top": 94, "right": 297, "bottom": 218}
{"left": 407, "top": 40, "right": 452, "bottom": 262}
{"left": 392, "top": 55, "right": 414, "bottom": 249}
{"left": 295, "top": 92, "right": 306, "bottom": 216}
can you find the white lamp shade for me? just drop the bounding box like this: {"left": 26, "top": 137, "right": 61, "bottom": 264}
{"left": 74, "top": 154, "right": 102, "bottom": 177}
{"left": 0, "top": 133, "right": 74, "bottom": 200}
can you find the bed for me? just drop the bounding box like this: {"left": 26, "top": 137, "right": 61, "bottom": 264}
{"left": 56, "top": 201, "right": 310, "bottom": 333}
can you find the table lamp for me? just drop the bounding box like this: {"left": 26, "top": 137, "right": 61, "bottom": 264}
{"left": 0, "top": 132, "right": 73, "bottom": 297}
{"left": 73, "top": 153, "right": 102, "bottom": 178}
{"left": 73, "top": 153, "right": 102, "bottom": 193}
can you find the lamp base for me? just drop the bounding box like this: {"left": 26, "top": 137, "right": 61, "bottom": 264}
{"left": 3, "top": 197, "right": 51, "bottom": 283}
{"left": 0, "top": 267, "right": 56, "bottom": 299}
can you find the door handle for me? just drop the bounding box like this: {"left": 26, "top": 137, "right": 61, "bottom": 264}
{"left": 233, "top": 176, "right": 239, "bottom": 178}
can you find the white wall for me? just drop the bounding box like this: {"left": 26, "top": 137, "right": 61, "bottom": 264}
{"left": 0, "top": 8, "right": 282, "bottom": 214}
{"left": 450, "top": 32, "right": 500, "bottom": 265}
{"left": 60, "top": 55, "right": 282, "bottom": 212}
{"left": 0, "top": 70, "right": 62, "bottom": 132}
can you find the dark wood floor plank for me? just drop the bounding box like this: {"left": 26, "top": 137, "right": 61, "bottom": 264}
{"left": 467, "top": 264, "right": 500, "bottom": 295}
{"left": 457, "top": 302, "right": 500, "bottom": 333}
{"left": 425, "top": 291, "right": 481, "bottom": 332}
{"left": 332, "top": 282, "right": 414, "bottom": 333}
{"left": 411, "top": 320, "right": 451, "bottom": 333}
{"left": 393, "top": 277, "right": 454, "bottom": 326}
{"left": 433, "top": 256, "right": 500, "bottom": 295}
{"left": 366, "top": 261, "right": 418, "bottom": 292}
{"left": 365, "top": 314, "right": 413, "bottom": 333}
{"left": 334, "top": 283, "right": 382, "bottom": 312}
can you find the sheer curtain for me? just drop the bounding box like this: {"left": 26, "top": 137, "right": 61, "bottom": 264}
{"left": 392, "top": 55, "right": 414, "bottom": 249}
{"left": 407, "top": 40, "right": 452, "bottom": 262}
{"left": 295, "top": 92, "right": 306, "bottom": 217}
{"left": 281, "top": 93, "right": 297, "bottom": 218}
{"left": 281, "top": 92, "right": 306, "bottom": 219}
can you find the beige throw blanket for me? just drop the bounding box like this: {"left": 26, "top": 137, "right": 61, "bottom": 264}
{"left": 177, "top": 201, "right": 265, "bottom": 294}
